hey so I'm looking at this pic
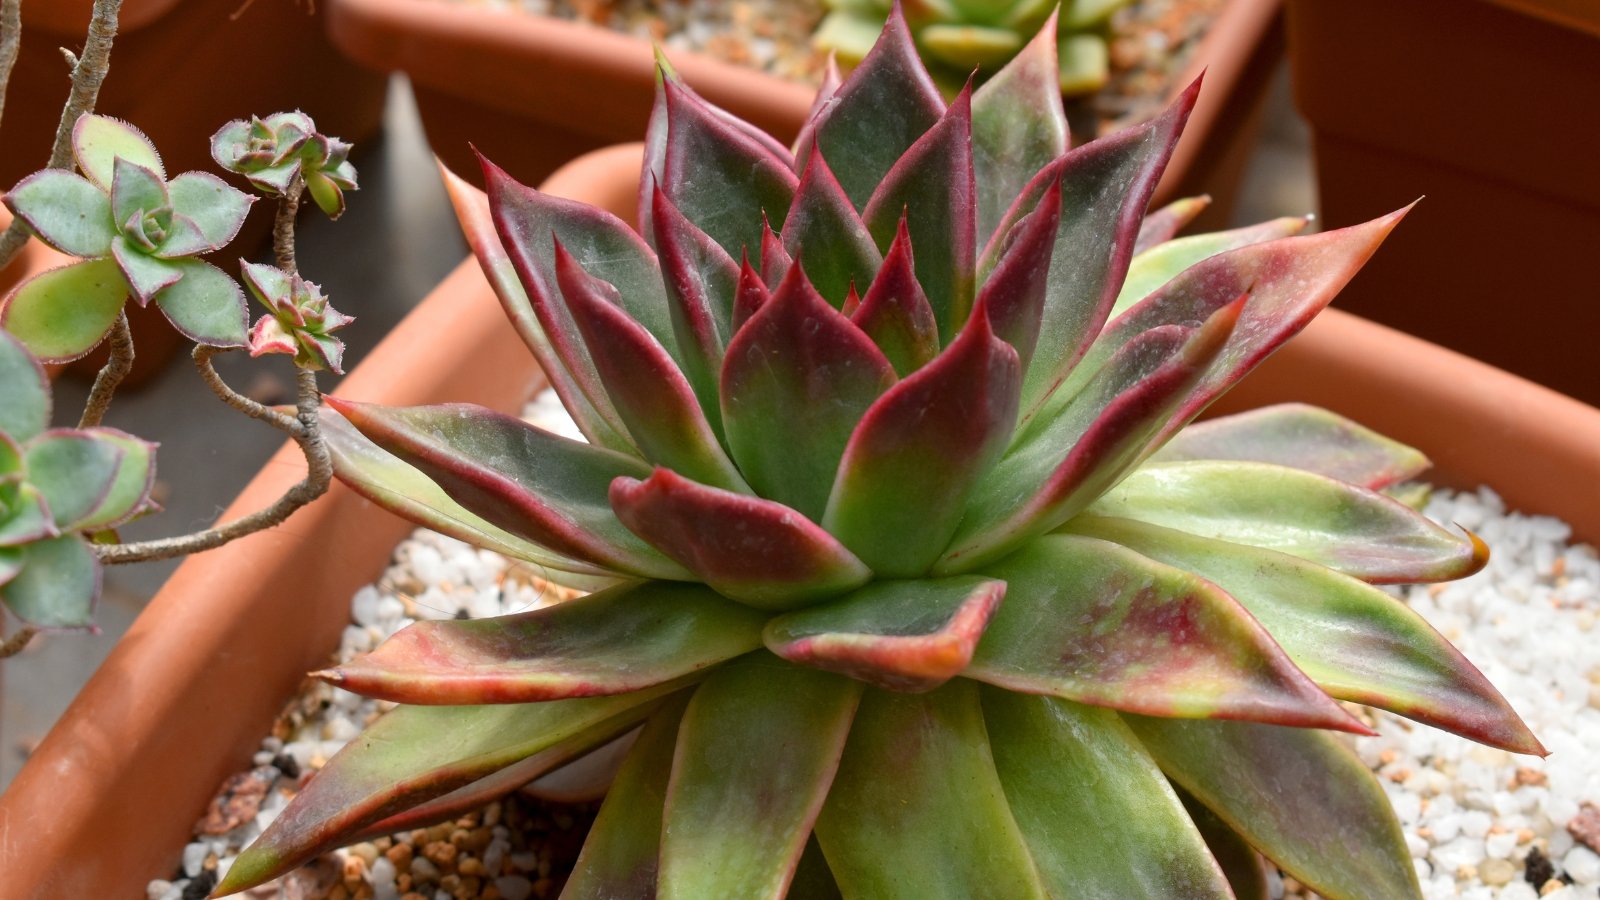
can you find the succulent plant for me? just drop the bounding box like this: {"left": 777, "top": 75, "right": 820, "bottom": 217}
{"left": 1, "top": 115, "right": 253, "bottom": 362}
{"left": 220, "top": 10, "right": 1537, "bottom": 899}
{"left": 211, "top": 112, "right": 358, "bottom": 219}
{"left": 815, "top": 0, "right": 1132, "bottom": 96}
{"left": 0, "top": 331, "right": 157, "bottom": 632}
{"left": 241, "top": 262, "right": 354, "bottom": 373}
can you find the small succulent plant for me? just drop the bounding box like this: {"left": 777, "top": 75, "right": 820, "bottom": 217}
{"left": 211, "top": 112, "right": 359, "bottom": 218}
{"left": 815, "top": 0, "right": 1132, "bottom": 95}
{"left": 221, "top": 10, "right": 1536, "bottom": 898}
{"left": 1, "top": 115, "right": 253, "bottom": 361}
{"left": 241, "top": 262, "right": 354, "bottom": 373}
{"left": 0, "top": 331, "right": 156, "bottom": 631}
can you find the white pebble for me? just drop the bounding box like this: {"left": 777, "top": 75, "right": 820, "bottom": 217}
{"left": 1563, "top": 845, "right": 1600, "bottom": 885}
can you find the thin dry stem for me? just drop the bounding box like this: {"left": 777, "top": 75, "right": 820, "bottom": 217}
{"left": 193, "top": 345, "right": 302, "bottom": 434}
{"left": 77, "top": 312, "right": 134, "bottom": 428}
{"left": 0, "top": 0, "right": 22, "bottom": 138}
{"left": 273, "top": 178, "right": 302, "bottom": 272}
{"left": 0, "top": 625, "right": 37, "bottom": 660}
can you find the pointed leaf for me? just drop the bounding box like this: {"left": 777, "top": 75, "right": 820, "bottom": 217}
{"left": 73, "top": 115, "right": 163, "bottom": 190}
{"left": 782, "top": 147, "right": 882, "bottom": 304}
{"left": 764, "top": 576, "right": 1004, "bottom": 691}
{"left": 218, "top": 689, "right": 680, "bottom": 894}
{"left": 23, "top": 430, "right": 124, "bottom": 530}
{"left": 1, "top": 535, "right": 98, "bottom": 629}
{"left": 320, "top": 581, "right": 765, "bottom": 704}
{"left": 4, "top": 169, "right": 114, "bottom": 257}
{"left": 862, "top": 84, "right": 976, "bottom": 343}
{"left": 983, "top": 689, "right": 1233, "bottom": 899}
{"left": 807, "top": 4, "right": 946, "bottom": 209}
{"left": 974, "top": 173, "right": 1060, "bottom": 371}
{"left": 967, "top": 534, "right": 1365, "bottom": 731}
{"left": 1114, "top": 216, "right": 1311, "bottom": 320}
{"left": 1133, "top": 195, "right": 1212, "bottom": 255}
{"left": 165, "top": 171, "right": 253, "bottom": 250}
{"left": 111, "top": 236, "right": 182, "bottom": 303}
{"left": 555, "top": 243, "right": 748, "bottom": 492}
{"left": 109, "top": 158, "right": 168, "bottom": 228}
{"left": 759, "top": 216, "right": 791, "bottom": 289}
{"left": 0, "top": 332, "right": 49, "bottom": 442}
{"left": 651, "top": 184, "right": 739, "bottom": 432}
{"left": 1088, "top": 460, "right": 1488, "bottom": 583}
{"left": 610, "top": 468, "right": 871, "bottom": 610}
{"left": 325, "top": 398, "right": 688, "bottom": 579}
{"left": 0, "top": 259, "right": 127, "bottom": 362}
{"left": 72, "top": 428, "right": 157, "bottom": 530}
{"left": 850, "top": 216, "right": 939, "bottom": 376}
{"left": 720, "top": 263, "right": 896, "bottom": 518}
{"left": 1126, "top": 716, "right": 1422, "bottom": 900}
{"left": 152, "top": 212, "right": 216, "bottom": 259}
{"left": 661, "top": 656, "right": 861, "bottom": 900}
{"left": 732, "top": 252, "right": 770, "bottom": 334}
{"left": 823, "top": 309, "right": 1018, "bottom": 575}
{"left": 815, "top": 680, "right": 1048, "bottom": 900}
{"left": 1068, "top": 515, "right": 1540, "bottom": 753}
{"left": 790, "top": 53, "right": 843, "bottom": 163}
{"left": 152, "top": 258, "right": 249, "bottom": 347}
{"left": 971, "top": 10, "right": 1069, "bottom": 245}
{"left": 1153, "top": 403, "right": 1430, "bottom": 490}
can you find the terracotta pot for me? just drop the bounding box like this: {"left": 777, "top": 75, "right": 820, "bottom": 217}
{"left": 3, "top": 0, "right": 389, "bottom": 388}
{"left": 327, "top": 0, "right": 1284, "bottom": 228}
{"left": 1286, "top": 0, "right": 1600, "bottom": 406}
{"left": 5, "top": 143, "right": 1600, "bottom": 898}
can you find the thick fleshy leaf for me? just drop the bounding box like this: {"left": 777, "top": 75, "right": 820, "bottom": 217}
{"left": 165, "top": 171, "right": 252, "bottom": 250}
{"left": 442, "top": 165, "right": 632, "bottom": 452}
{"left": 0, "top": 548, "right": 19, "bottom": 589}
{"left": 974, "top": 173, "right": 1060, "bottom": 371}
{"left": 849, "top": 217, "right": 939, "bottom": 376}
{"left": 73, "top": 115, "right": 163, "bottom": 190}
{"left": 554, "top": 244, "right": 748, "bottom": 492}
{"left": 1, "top": 260, "right": 127, "bottom": 362}
{"left": 1152, "top": 403, "right": 1430, "bottom": 490}
{"left": 1177, "top": 788, "right": 1270, "bottom": 900}
{"left": 71, "top": 428, "right": 156, "bottom": 530}
{"left": 782, "top": 147, "right": 882, "bottom": 304}
{"left": 152, "top": 212, "right": 218, "bottom": 259}
{"left": 23, "top": 430, "right": 124, "bottom": 530}
{"left": 109, "top": 158, "right": 168, "bottom": 229}
{"left": 1088, "top": 460, "right": 1488, "bottom": 583}
{"left": 319, "top": 406, "right": 615, "bottom": 580}
{"left": 111, "top": 236, "right": 182, "bottom": 302}
{"left": 732, "top": 253, "right": 769, "bottom": 335}
{"left": 610, "top": 468, "right": 871, "bottom": 610}
{"left": 304, "top": 169, "right": 346, "bottom": 219}
{"left": 815, "top": 680, "right": 1048, "bottom": 900}
{"left": 0, "top": 535, "right": 99, "bottom": 629}
{"left": 804, "top": 4, "right": 945, "bottom": 209}
{"left": 982, "top": 689, "right": 1233, "bottom": 898}
{"left": 942, "top": 302, "right": 1238, "bottom": 573}
{"left": 0, "top": 332, "right": 49, "bottom": 442}
{"left": 564, "top": 697, "right": 689, "bottom": 898}
{"left": 824, "top": 306, "right": 1019, "bottom": 576}
{"left": 862, "top": 84, "right": 976, "bottom": 342}
{"left": 0, "top": 483, "right": 55, "bottom": 546}
{"left": 3, "top": 169, "right": 115, "bottom": 257}
{"left": 319, "top": 581, "right": 765, "bottom": 704}
{"left": 1126, "top": 716, "right": 1422, "bottom": 900}
{"left": 720, "top": 263, "right": 896, "bottom": 518}
{"left": 660, "top": 656, "right": 861, "bottom": 900}
{"left": 1113, "top": 216, "right": 1311, "bottom": 320}
{"left": 759, "top": 216, "right": 791, "bottom": 289}
{"left": 662, "top": 78, "right": 798, "bottom": 261}
{"left": 1133, "top": 194, "right": 1212, "bottom": 255}
{"left": 217, "top": 689, "right": 682, "bottom": 894}
{"left": 651, "top": 184, "right": 739, "bottom": 431}
{"left": 967, "top": 534, "right": 1365, "bottom": 731}
{"left": 325, "top": 398, "right": 688, "bottom": 579}
{"left": 971, "top": 10, "right": 1069, "bottom": 244}
{"left": 1067, "top": 515, "right": 1541, "bottom": 753}
{"left": 151, "top": 258, "right": 249, "bottom": 347}
{"left": 764, "top": 576, "right": 1004, "bottom": 691}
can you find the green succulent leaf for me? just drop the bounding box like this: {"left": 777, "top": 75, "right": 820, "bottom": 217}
{"left": 816, "top": 679, "right": 1048, "bottom": 899}
{"left": 23, "top": 430, "right": 125, "bottom": 530}
{"left": 849, "top": 217, "right": 941, "bottom": 376}
{"left": 1056, "top": 32, "right": 1110, "bottom": 95}
{"left": 1133, "top": 194, "right": 1212, "bottom": 255}
{"left": 72, "top": 115, "right": 163, "bottom": 191}
{"left": 0, "top": 259, "right": 128, "bottom": 362}
{"left": 151, "top": 258, "right": 249, "bottom": 347}
{"left": 971, "top": 11, "right": 1068, "bottom": 245}
{"left": 0, "top": 547, "right": 19, "bottom": 590}
{"left": 1088, "top": 460, "right": 1488, "bottom": 583}
{"left": 764, "top": 576, "right": 1005, "bottom": 692}
{"left": 69, "top": 428, "right": 157, "bottom": 531}
{"left": 0, "top": 331, "right": 50, "bottom": 442}
{"left": 1126, "top": 715, "right": 1422, "bottom": 900}
{"left": 784, "top": 147, "right": 883, "bottom": 304}
{"left": 165, "top": 171, "right": 252, "bottom": 249}
{"left": 108, "top": 158, "right": 168, "bottom": 229}
{"left": 110, "top": 236, "right": 182, "bottom": 303}
{"left": 0, "top": 535, "right": 99, "bottom": 629}
{"left": 1114, "top": 217, "right": 1311, "bottom": 320}
{"left": 660, "top": 656, "right": 861, "bottom": 900}
{"left": 0, "top": 483, "right": 55, "bottom": 546}
{"left": 319, "top": 581, "right": 765, "bottom": 704}
{"left": 3, "top": 169, "right": 115, "bottom": 257}
{"left": 982, "top": 689, "right": 1233, "bottom": 898}
{"left": 304, "top": 168, "right": 346, "bottom": 219}
{"left": 975, "top": 173, "right": 1060, "bottom": 371}
{"left": 1177, "top": 788, "right": 1271, "bottom": 900}
{"left": 650, "top": 184, "right": 740, "bottom": 433}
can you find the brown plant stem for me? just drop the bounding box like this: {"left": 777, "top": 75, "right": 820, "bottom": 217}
{"left": 77, "top": 312, "right": 134, "bottom": 428}
{"left": 0, "top": 0, "right": 22, "bottom": 139}
{"left": 0, "top": 625, "right": 37, "bottom": 660}
{"left": 193, "top": 345, "right": 301, "bottom": 434}
{"left": 273, "top": 177, "right": 302, "bottom": 272}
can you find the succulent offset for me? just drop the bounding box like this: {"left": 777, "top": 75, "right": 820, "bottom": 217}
{"left": 241, "top": 263, "right": 353, "bottom": 373}
{"left": 1, "top": 115, "right": 253, "bottom": 361}
{"left": 211, "top": 111, "right": 359, "bottom": 218}
{"left": 815, "top": 0, "right": 1133, "bottom": 95}
{"left": 220, "top": 11, "right": 1538, "bottom": 899}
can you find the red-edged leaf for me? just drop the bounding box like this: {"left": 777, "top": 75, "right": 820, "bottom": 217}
{"left": 1115, "top": 216, "right": 1312, "bottom": 320}
{"left": 862, "top": 83, "right": 977, "bottom": 343}
{"left": 1134, "top": 194, "right": 1213, "bottom": 255}
{"left": 974, "top": 173, "right": 1061, "bottom": 372}
{"left": 967, "top": 534, "right": 1368, "bottom": 733}
{"left": 719, "top": 262, "right": 896, "bottom": 518}
{"left": 760, "top": 215, "right": 792, "bottom": 288}
{"left": 764, "top": 576, "right": 1004, "bottom": 692}
{"left": 790, "top": 54, "right": 844, "bottom": 164}
{"left": 782, "top": 146, "right": 883, "bottom": 304}
{"left": 851, "top": 216, "right": 940, "bottom": 376}
{"left": 610, "top": 468, "right": 872, "bottom": 610}
{"left": 971, "top": 9, "right": 1069, "bottom": 245}
{"left": 554, "top": 242, "right": 749, "bottom": 493}
{"left": 1152, "top": 403, "right": 1431, "bottom": 490}
{"left": 823, "top": 306, "right": 1020, "bottom": 576}
{"left": 732, "top": 252, "right": 770, "bottom": 335}
{"left": 651, "top": 184, "right": 739, "bottom": 432}
{"left": 319, "top": 581, "right": 763, "bottom": 704}
{"left": 324, "top": 398, "right": 687, "bottom": 579}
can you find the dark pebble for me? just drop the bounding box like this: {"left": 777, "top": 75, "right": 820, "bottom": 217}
{"left": 1526, "top": 846, "right": 1556, "bottom": 886}
{"left": 182, "top": 870, "right": 217, "bottom": 900}
{"left": 273, "top": 752, "right": 301, "bottom": 778}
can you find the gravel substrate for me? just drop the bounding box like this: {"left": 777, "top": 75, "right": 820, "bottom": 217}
{"left": 155, "top": 392, "right": 1600, "bottom": 899}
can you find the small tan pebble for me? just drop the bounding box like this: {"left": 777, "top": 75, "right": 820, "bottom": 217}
{"left": 467, "top": 826, "right": 495, "bottom": 853}
{"left": 343, "top": 853, "right": 368, "bottom": 886}
{"left": 395, "top": 873, "right": 413, "bottom": 893}
{"left": 328, "top": 887, "right": 350, "bottom": 900}
{"left": 460, "top": 857, "right": 486, "bottom": 877}
{"left": 349, "top": 842, "right": 380, "bottom": 865}
{"left": 1456, "top": 863, "right": 1478, "bottom": 881}
{"left": 1570, "top": 801, "right": 1600, "bottom": 851}
{"left": 427, "top": 824, "right": 453, "bottom": 843}
{"left": 1378, "top": 749, "right": 1399, "bottom": 765}
{"left": 439, "top": 873, "right": 464, "bottom": 895}
{"left": 1481, "top": 857, "right": 1516, "bottom": 886}
{"left": 195, "top": 767, "right": 277, "bottom": 835}
{"left": 1552, "top": 556, "right": 1567, "bottom": 577}
{"left": 425, "top": 839, "right": 460, "bottom": 869}
{"left": 462, "top": 875, "right": 485, "bottom": 896}
{"left": 451, "top": 828, "right": 473, "bottom": 847}
{"left": 1513, "top": 767, "right": 1549, "bottom": 787}
{"left": 1416, "top": 826, "right": 1434, "bottom": 839}
{"left": 1541, "top": 879, "right": 1564, "bottom": 895}
{"left": 1281, "top": 877, "right": 1303, "bottom": 893}
{"left": 411, "top": 856, "right": 441, "bottom": 881}
{"left": 484, "top": 803, "right": 503, "bottom": 829}
{"left": 1518, "top": 828, "right": 1536, "bottom": 843}
{"left": 386, "top": 842, "right": 415, "bottom": 871}
{"left": 1386, "top": 767, "right": 1411, "bottom": 783}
